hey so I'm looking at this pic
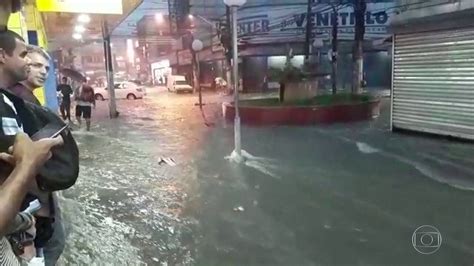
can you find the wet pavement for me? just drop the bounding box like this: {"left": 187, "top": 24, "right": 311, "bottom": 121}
{"left": 60, "top": 88, "right": 474, "bottom": 265}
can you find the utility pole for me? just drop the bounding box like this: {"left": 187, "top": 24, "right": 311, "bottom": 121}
{"left": 230, "top": 5, "right": 242, "bottom": 159}
{"left": 191, "top": 38, "right": 203, "bottom": 108}
{"left": 225, "top": 6, "right": 232, "bottom": 90}
{"left": 331, "top": 3, "right": 338, "bottom": 95}
{"left": 352, "top": 0, "right": 366, "bottom": 94}
{"left": 194, "top": 52, "right": 202, "bottom": 107}
{"left": 191, "top": 50, "right": 199, "bottom": 93}
{"left": 304, "top": 0, "right": 314, "bottom": 61}
{"left": 101, "top": 19, "right": 118, "bottom": 118}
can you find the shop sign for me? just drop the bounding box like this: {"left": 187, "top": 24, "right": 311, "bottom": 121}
{"left": 36, "top": 0, "right": 123, "bottom": 14}
{"left": 151, "top": 60, "right": 170, "bottom": 69}
{"left": 234, "top": 2, "right": 394, "bottom": 41}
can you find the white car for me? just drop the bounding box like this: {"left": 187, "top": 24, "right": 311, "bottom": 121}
{"left": 95, "top": 81, "right": 145, "bottom": 101}
{"left": 167, "top": 75, "right": 193, "bottom": 93}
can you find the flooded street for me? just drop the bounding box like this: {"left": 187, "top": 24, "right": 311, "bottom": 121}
{"left": 60, "top": 88, "right": 216, "bottom": 265}
{"left": 60, "top": 89, "right": 474, "bottom": 266}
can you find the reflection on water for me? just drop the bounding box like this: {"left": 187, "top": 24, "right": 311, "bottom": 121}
{"left": 58, "top": 95, "right": 474, "bottom": 266}
{"left": 59, "top": 96, "right": 208, "bottom": 265}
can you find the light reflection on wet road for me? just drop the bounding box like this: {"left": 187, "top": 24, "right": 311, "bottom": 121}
{"left": 60, "top": 89, "right": 218, "bottom": 265}
{"left": 60, "top": 89, "right": 474, "bottom": 266}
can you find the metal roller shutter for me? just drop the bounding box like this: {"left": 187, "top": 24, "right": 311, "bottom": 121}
{"left": 392, "top": 27, "right": 474, "bottom": 140}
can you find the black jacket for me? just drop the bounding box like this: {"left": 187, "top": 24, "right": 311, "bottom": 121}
{"left": 0, "top": 89, "right": 79, "bottom": 191}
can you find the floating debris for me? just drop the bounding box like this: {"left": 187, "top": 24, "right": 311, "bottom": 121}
{"left": 233, "top": 206, "right": 245, "bottom": 212}
{"left": 158, "top": 157, "right": 177, "bottom": 166}
{"left": 356, "top": 142, "right": 379, "bottom": 154}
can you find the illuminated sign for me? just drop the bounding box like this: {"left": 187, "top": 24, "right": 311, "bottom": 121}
{"left": 232, "top": 2, "right": 394, "bottom": 42}
{"left": 36, "top": 0, "right": 123, "bottom": 15}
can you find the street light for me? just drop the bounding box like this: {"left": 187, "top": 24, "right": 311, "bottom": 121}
{"left": 78, "top": 14, "right": 91, "bottom": 23}
{"left": 224, "top": 0, "right": 246, "bottom": 162}
{"left": 192, "top": 39, "right": 204, "bottom": 108}
{"left": 74, "top": 25, "right": 86, "bottom": 33}
{"left": 72, "top": 33, "right": 82, "bottom": 40}
{"left": 192, "top": 39, "right": 203, "bottom": 53}
{"left": 155, "top": 13, "right": 164, "bottom": 23}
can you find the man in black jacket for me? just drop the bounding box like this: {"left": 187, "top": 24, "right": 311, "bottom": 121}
{"left": 5, "top": 44, "right": 67, "bottom": 264}
{"left": 1, "top": 11, "right": 79, "bottom": 265}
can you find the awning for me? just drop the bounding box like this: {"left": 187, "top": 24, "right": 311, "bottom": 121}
{"left": 40, "top": 0, "right": 169, "bottom": 49}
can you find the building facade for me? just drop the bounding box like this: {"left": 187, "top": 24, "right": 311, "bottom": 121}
{"left": 8, "top": 3, "right": 58, "bottom": 110}
{"left": 169, "top": 0, "right": 395, "bottom": 92}
{"left": 391, "top": 0, "right": 474, "bottom": 140}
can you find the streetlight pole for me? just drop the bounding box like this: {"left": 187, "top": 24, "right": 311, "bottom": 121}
{"left": 192, "top": 39, "right": 204, "bottom": 108}
{"left": 331, "top": 3, "right": 338, "bottom": 95}
{"left": 224, "top": 0, "right": 246, "bottom": 161}
{"left": 231, "top": 6, "right": 241, "bottom": 158}
{"left": 304, "top": 0, "right": 313, "bottom": 62}
{"left": 101, "top": 18, "right": 118, "bottom": 118}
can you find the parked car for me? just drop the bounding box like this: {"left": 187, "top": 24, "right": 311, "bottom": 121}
{"left": 95, "top": 81, "right": 145, "bottom": 101}
{"left": 167, "top": 75, "right": 193, "bottom": 93}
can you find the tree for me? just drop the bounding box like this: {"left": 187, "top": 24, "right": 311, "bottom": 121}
{"left": 352, "top": 0, "right": 366, "bottom": 94}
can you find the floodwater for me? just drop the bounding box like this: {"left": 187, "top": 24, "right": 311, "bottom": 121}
{"left": 61, "top": 89, "right": 474, "bottom": 265}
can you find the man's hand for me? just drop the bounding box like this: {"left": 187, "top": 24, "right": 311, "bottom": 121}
{"left": 0, "top": 132, "right": 64, "bottom": 170}
{"left": 0, "top": 133, "right": 63, "bottom": 236}
{"left": 20, "top": 221, "right": 37, "bottom": 261}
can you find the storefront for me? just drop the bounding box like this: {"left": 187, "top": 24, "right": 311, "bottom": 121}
{"left": 171, "top": 46, "right": 226, "bottom": 88}
{"left": 196, "top": 47, "right": 226, "bottom": 87}
{"left": 175, "top": 49, "right": 193, "bottom": 84}
{"left": 198, "top": 1, "right": 395, "bottom": 92}
{"left": 391, "top": 1, "right": 474, "bottom": 140}
{"left": 151, "top": 60, "right": 171, "bottom": 85}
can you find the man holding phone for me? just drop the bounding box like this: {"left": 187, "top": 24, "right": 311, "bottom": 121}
{"left": 0, "top": 1, "right": 65, "bottom": 264}
{"left": 0, "top": 133, "right": 63, "bottom": 265}
{"left": 5, "top": 51, "right": 69, "bottom": 266}
{"left": 1, "top": 2, "right": 79, "bottom": 264}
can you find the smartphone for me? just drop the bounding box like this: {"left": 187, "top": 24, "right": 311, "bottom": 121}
{"left": 31, "top": 124, "right": 68, "bottom": 141}
{"left": 23, "top": 199, "right": 41, "bottom": 215}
